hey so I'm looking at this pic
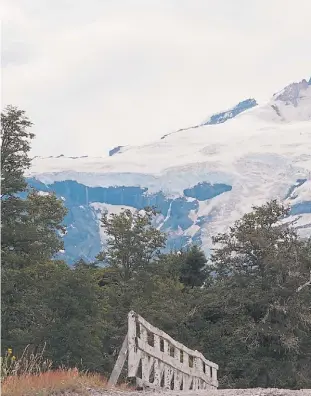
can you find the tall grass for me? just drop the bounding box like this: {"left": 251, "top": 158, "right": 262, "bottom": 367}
{"left": 1, "top": 369, "right": 111, "bottom": 396}
{"left": 1, "top": 344, "right": 52, "bottom": 380}
{"left": 1, "top": 345, "right": 131, "bottom": 395}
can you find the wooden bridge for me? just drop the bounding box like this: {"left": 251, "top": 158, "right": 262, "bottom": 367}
{"left": 108, "top": 311, "right": 218, "bottom": 390}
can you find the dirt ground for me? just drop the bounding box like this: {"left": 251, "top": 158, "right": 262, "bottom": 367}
{"left": 67, "top": 388, "right": 311, "bottom": 396}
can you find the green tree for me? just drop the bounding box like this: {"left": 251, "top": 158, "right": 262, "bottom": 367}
{"left": 1, "top": 106, "right": 34, "bottom": 269}
{"left": 2, "top": 191, "right": 67, "bottom": 270}
{"left": 1, "top": 107, "right": 65, "bottom": 352}
{"left": 98, "top": 207, "right": 166, "bottom": 280}
{"left": 2, "top": 261, "right": 105, "bottom": 371}
{"left": 42, "top": 264, "right": 105, "bottom": 371}
{"left": 179, "top": 245, "right": 208, "bottom": 288}
{"left": 1, "top": 105, "right": 34, "bottom": 196}
{"left": 1, "top": 106, "right": 67, "bottom": 270}
{"left": 197, "top": 200, "right": 311, "bottom": 388}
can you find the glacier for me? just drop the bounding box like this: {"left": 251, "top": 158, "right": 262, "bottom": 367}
{"left": 27, "top": 78, "right": 311, "bottom": 265}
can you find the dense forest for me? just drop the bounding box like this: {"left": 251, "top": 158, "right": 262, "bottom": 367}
{"left": 1, "top": 106, "right": 311, "bottom": 389}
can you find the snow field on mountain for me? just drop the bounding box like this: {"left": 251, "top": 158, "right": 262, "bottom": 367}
{"left": 28, "top": 79, "right": 311, "bottom": 257}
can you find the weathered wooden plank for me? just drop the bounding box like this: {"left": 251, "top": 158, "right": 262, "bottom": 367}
{"left": 212, "top": 366, "right": 218, "bottom": 387}
{"left": 154, "top": 358, "right": 164, "bottom": 387}
{"left": 164, "top": 364, "right": 174, "bottom": 389}
{"left": 108, "top": 334, "right": 128, "bottom": 387}
{"left": 128, "top": 311, "right": 138, "bottom": 377}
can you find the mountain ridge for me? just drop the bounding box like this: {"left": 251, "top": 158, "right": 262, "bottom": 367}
{"left": 27, "top": 77, "right": 311, "bottom": 264}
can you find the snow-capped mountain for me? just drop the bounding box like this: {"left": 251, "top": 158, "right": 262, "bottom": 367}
{"left": 28, "top": 78, "right": 311, "bottom": 264}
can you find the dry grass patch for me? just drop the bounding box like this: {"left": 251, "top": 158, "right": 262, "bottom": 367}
{"left": 1, "top": 369, "right": 129, "bottom": 396}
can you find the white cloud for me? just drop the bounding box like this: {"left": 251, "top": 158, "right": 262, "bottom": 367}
{"left": 2, "top": 0, "right": 311, "bottom": 156}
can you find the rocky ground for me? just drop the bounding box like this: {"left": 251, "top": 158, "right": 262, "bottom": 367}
{"left": 64, "top": 389, "right": 311, "bottom": 396}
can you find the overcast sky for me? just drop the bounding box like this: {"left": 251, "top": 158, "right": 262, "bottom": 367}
{"left": 2, "top": 0, "right": 311, "bottom": 157}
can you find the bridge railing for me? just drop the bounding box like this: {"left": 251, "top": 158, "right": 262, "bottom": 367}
{"left": 109, "top": 310, "right": 218, "bottom": 390}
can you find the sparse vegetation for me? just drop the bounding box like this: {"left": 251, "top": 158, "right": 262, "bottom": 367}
{"left": 0, "top": 346, "right": 130, "bottom": 396}
{"left": 1, "top": 345, "right": 52, "bottom": 380}
{"left": 2, "top": 369, "right": 113, "bottom": 396}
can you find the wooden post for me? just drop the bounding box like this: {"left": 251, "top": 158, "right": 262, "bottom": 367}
{"left": 108, "top": 334, "right": 128, "bottom": 387}
{"left": 211, "top": 367, "right": 218, "bottom": 388}
{"left": 128, "top": 310, "right": 138, "bottom": 378}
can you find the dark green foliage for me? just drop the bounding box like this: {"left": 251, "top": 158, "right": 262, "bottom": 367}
{"left": 179, "top": 245, "right": 208, "bottom": 288}
{"left": 2, "top": 191, "right": 67, "bottom": 270}
{"left": 2, "top": 262, "right": 105, "bottom": 370}
{"left": 1, "top": 106, "right": 67, "bottom": 270}
{"left": 42, "top": 264, "right": 105, "bottom": 370}
{"left": 199, "top": 201, "right": 311, "bottom": 388}
{"left": 1, "top": 105, "right": 34, "bottom": 196}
